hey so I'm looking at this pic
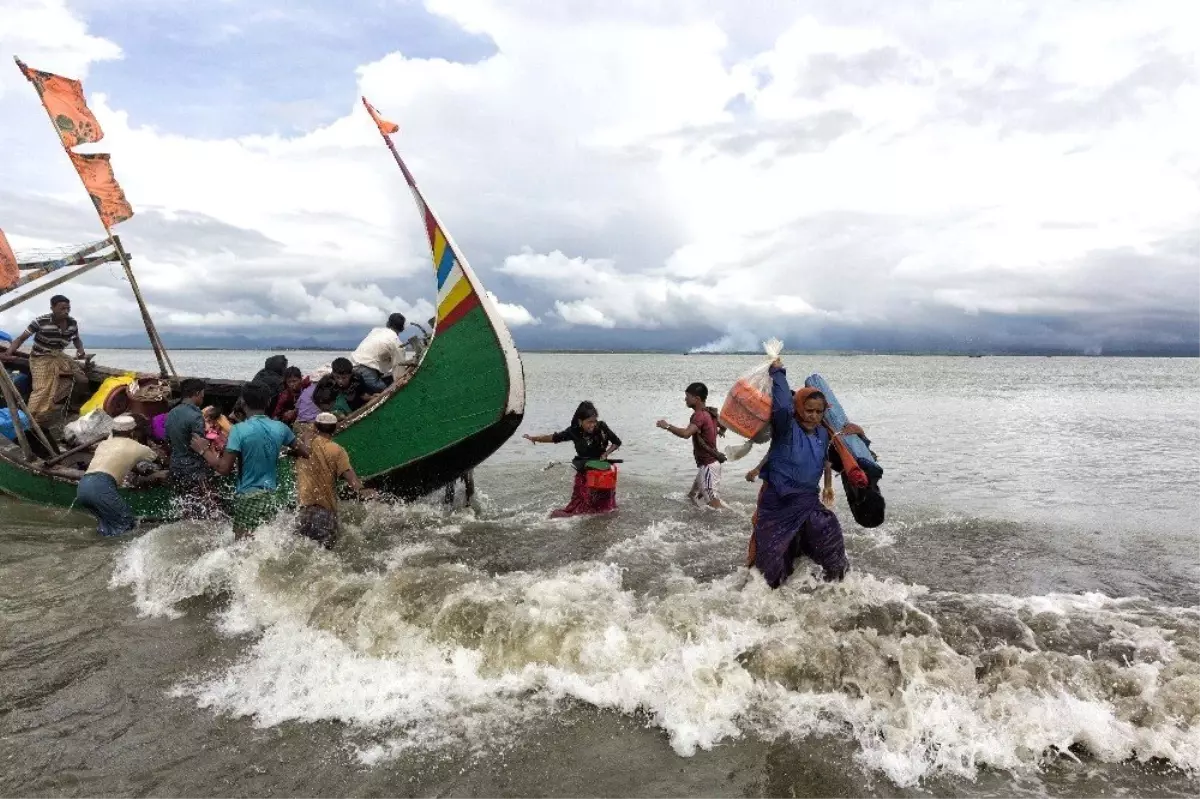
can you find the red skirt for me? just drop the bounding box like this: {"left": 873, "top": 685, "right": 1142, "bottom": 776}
{"left": 551, "top": 471, "right": 617, "bottom": 518}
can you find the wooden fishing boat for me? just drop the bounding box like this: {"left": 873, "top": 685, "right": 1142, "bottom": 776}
{"left": 0, "top": 80, "right": 524, "bottom": 516}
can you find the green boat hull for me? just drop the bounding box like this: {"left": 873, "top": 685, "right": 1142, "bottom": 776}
{"left": 0, "top": 113, "right": 524, "bottom": 517}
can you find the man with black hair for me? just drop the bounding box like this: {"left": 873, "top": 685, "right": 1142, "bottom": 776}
{"left": 327, "top": 357, "right": 367, "bottom": 417}
{"left": 4, "top": 294, "right": 87, "bottom": 425}
{"left": 166, "top": 377, "right": 224, "bottom": 518}
{"left": 656, "top": 381, "right": 727, "bottom": 509}
{"left": 192, "top": 381, "right": 310, "bottom": 537}
{"left": 350, "top": 312, "right": 412, "bottom": 395}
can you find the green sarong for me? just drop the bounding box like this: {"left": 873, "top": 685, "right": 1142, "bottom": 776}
{"left": 231, "top": 489, "right": 281, "bottom": 535}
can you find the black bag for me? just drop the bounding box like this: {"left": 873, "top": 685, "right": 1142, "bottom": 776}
{"left": 842, "top": 456, "right": 886, "bottom": 528}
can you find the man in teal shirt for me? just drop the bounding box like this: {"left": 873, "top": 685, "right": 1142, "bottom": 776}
{"left": 192, "top": 382, "right": 309, "bottom": 537}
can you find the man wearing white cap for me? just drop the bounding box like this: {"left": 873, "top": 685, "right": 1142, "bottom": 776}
{"left": 75, "top": 414, "right": 158, "bottom": 537}
{"left": 294, "top": 411, "right": 373, "bottom": 548}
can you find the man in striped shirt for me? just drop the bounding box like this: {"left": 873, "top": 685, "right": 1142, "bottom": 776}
{"left": 4, "top": 294, "right": 87, "bottom": 424}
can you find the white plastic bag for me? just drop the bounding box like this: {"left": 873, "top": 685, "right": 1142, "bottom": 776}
{"left": 64, "top": 409, "right": 113, "bottom": 446}
{"left": 718, "top": 338, "right": 783, "bottom": 442}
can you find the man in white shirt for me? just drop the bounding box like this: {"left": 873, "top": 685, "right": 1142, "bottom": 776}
{"left": 75, "top": 414, "right": 159, "bottom": 537}
{"left": 350, "top": 312, "right": 412, "bottom": 394}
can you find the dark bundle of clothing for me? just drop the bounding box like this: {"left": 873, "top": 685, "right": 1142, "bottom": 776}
{"left": 827, "top": 437, "right": 885, "bottom": 528}
{"left": 251, "top": 355, "right": 288, "bottom": 397}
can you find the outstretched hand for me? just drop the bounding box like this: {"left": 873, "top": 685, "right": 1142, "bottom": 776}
{"left": 655, "top": 419, "right": 670, "bottom": 430}
{"left": 523, "top": 433, "right": 536, "bottom": 443}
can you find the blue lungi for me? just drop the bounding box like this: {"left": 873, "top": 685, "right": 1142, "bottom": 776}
{"left": 76, "top": 472, "right": 137, "bottom": 537}
{"left": 752, "top": 482, "right": 848, "bottom": 587}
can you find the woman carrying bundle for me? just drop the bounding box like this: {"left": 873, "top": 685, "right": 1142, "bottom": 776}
{"left": 747, "top": 357, "right": 861, "bottom": 587}
{"left": 524, "top": 401, "right": 622, "bottom": 517}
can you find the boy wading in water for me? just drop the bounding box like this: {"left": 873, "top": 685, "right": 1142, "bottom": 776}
{"left": 295, "top": 412, "right": 374, "bottom": 549}
{"left": 657, "top": 382, "right": 728, "bottom": 509}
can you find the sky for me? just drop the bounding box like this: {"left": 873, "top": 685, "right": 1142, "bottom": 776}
{"left": 0, "top": 0, "right": 1197, "bottom": 354}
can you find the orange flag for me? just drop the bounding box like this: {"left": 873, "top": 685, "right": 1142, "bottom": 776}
{"left": 69, "top": 153, "right": 134, "bottom": 228}
{"left": 15, "top": 57, "right": 104, "bottom": 149}
{"left": 0, "top": 228, "right": 18, "bottom": 291}
{"left": 363, "top": 97, "right": 399, "bottom": 135}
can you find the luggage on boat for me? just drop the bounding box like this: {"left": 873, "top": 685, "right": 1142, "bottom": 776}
{"left": 80, "top": 372, "right": 137, "bottom": 417}
{"left": 719, "top": 339, "right": 783, "bottom": 442}
{"left": 0, "top": 407, "right": 30, "bottom": 441}
{"left": 64, "top": 410, "right": 113, "bottom": 446}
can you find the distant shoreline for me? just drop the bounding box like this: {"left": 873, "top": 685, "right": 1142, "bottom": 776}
{"left": 85, "top": 346, "right": 1199, "bottom": 358}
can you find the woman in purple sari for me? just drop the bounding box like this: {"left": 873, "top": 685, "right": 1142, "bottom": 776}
{"left": 748, "top": 358, "right": 852, "bottom": 587}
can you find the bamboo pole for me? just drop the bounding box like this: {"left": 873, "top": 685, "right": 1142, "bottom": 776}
{"left": 0, "top": 363, "right": 61, "bottom": 455}
{"left": 0, "top": 368, "right": 34, "bottom": 458}
{"left": 13, "top": 57, "right": 175, "bottom": 381}
{"left": 0, "top": 365, "right": 60, "bottom": 458}
{"left": 13, "top": 239, "right": 110, "bottom": 271}
{"left": 0, "top": 252, "right": 120, "bottom": 313}
{"left": 106, "top": 233, "right": 174, "bottom": 378}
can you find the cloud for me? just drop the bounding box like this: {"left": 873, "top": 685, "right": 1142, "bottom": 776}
{"left": 0, "top": 0, "right": 1196, "bottom": 355}
{"left": 485, "top": 291, "right": 539, "bottom": 327}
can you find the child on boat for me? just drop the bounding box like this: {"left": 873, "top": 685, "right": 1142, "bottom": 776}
{"left": 656, "top": 382, "right": 727, "bottom": 509}
{"left": 524, "top": 401, "right": 621, "bottom": 517}
{"left": 269, "top": 366, "right": 308, "bottom": 425}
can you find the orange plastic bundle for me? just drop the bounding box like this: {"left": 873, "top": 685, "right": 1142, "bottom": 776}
{"left": 718, "top": 338, "right": 783, "bottom": 441}
{"left": 720, "top": 379, "right": 772, "bottom": 440}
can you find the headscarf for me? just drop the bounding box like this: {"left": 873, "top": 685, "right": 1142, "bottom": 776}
{"left": 792, "top": 386, "right": 827, "bottom": 424}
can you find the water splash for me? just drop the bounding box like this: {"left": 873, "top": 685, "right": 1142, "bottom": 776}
{"left": 109, "top": 506, "right": 1200, "bottom": 788}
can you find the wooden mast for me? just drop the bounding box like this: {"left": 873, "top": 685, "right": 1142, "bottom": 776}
{"left": 13, "top": 56, "right": 176, "bottom": 379}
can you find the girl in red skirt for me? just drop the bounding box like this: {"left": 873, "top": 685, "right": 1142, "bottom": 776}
{"left": 524, "top": 401, "right": 622, "bottom": 517}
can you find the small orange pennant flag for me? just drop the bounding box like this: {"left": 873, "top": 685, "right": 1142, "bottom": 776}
{"left": 363, "top": 97, "right": 400, "bottom": 135}
{"left": 15, "top": 57, "right": 105, "bottom": 149}
{"left": 0, "top": 228, "right": 19, "bottom": 291}
{"left": 69, "top": 152, "right": 134, "bottom": 228}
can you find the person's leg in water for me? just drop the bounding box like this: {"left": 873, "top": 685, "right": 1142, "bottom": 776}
{"left": 798, "top": 508, "right": 849, "bottom": 581}
{"left": 692, "top": 463, "right": 727, "bottom": 510}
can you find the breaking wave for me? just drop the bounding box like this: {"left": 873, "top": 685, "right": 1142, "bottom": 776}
{"left": 109, "top": 505, "right": 1200, "bottom": 788}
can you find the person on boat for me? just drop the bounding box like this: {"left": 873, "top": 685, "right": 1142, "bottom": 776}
{"left": 656, "top": 383, "right": 727, "bottom": 509}
{"left": 350, "top": 313, "right": 412, "bottom": 395}
{"left": 269, "top": 366, "right": 307, "bottom": 424}
{"left": 293, "top": 379, "right": 336, "bottom": 437}
{"left": 250, "top": 354, "right": 289, "bottom": 398}
{"left": 166, "top": 378, "right": 225, "bottom": 518}
{"left": 295, "top": 412, "right": 374, "bottom": 549}
{"left": 75, "top": 414, "right": 158, "bottom": 537}
{"left": 523, "top": 401, "right": 621, "bottom": 517}
{"left": 327, "top": 357, "right": 367, "bottom": 417}
{"left": 191, "top": 382, "right": 310, "bottom": 539}
{"left": 747, "top": 360, "right": 858, "bottom": 587}
{"left": 3, "top": 294, "right": 88, "bottom": 426}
